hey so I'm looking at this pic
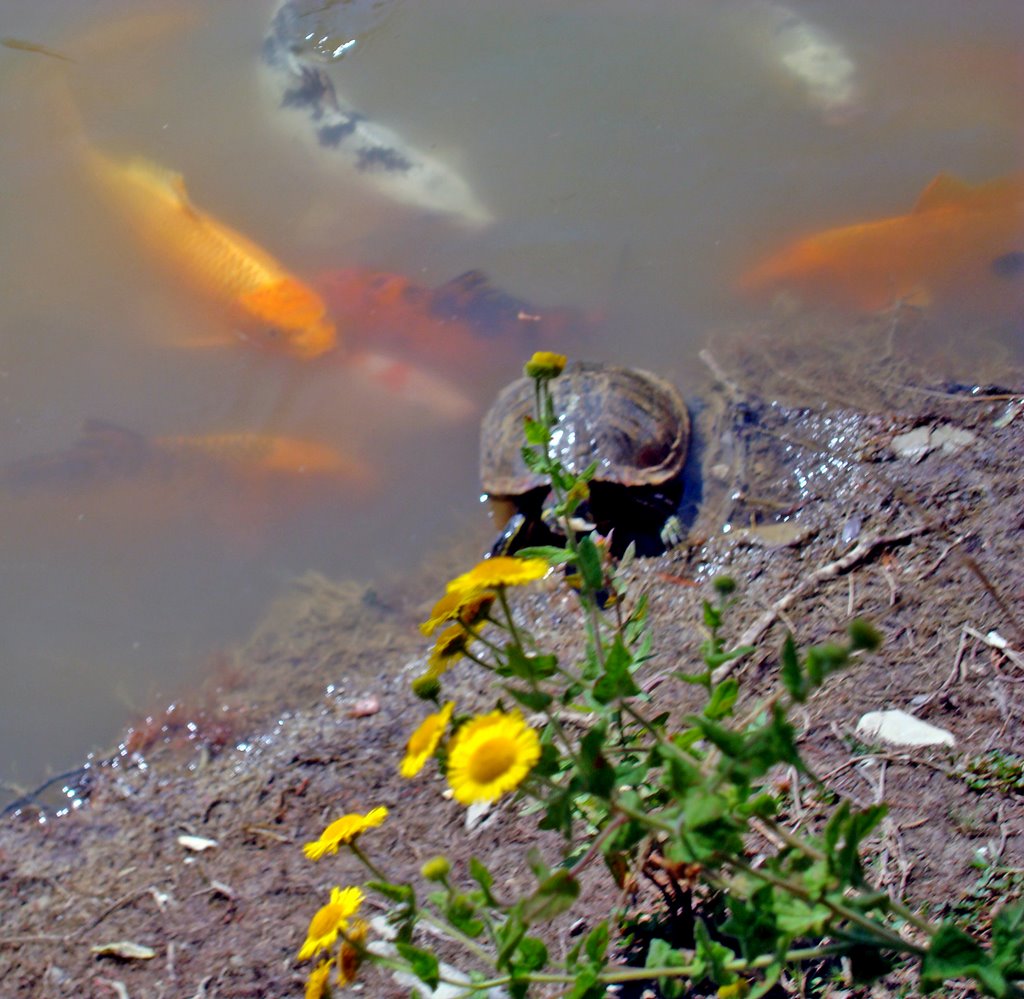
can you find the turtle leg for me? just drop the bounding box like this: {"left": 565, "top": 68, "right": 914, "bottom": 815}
{"left": 590, "top": 482, "right": 685, "bottom": 557}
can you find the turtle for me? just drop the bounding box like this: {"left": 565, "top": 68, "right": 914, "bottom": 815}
{"left": 480, "top": 361, "right": 691, "bottom": 557}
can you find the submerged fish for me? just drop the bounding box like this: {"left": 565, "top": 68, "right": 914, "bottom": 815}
{"left": 317, "top": 267, "right": 591, "bottom": 365}
{"left": 738, "top": 172, "right": 1024, "bottom": 312}
{"left": 82, "top": 148, "right": 337, "bottom": 359}
{"left": 2, "top": 420, "right": 373, "bottom": 493}
{"left": 262, "top": 0, "right": 491, "bottom": 226}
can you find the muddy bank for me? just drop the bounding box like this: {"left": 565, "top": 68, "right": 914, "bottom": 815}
{"left": 1, "top": 314, "right": 1022, "bottom": 997}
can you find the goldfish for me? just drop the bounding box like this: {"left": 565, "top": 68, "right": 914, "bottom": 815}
{"left": 737, "top": 172, "right": 1024, "bottom": 312}
{"left": 82, "top": 148, "right": 337, "bottom": 359}
{"left": 2, "top": 420, "right": 373, "bottom": 493}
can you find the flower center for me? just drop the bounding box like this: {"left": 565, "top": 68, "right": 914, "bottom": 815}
{"left": 469, "top": 737, "right": 516, "bottom": 783}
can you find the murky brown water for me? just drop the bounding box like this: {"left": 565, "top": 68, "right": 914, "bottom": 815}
{"left": 1, "top": 0, "right": 1020, "bottom": 805}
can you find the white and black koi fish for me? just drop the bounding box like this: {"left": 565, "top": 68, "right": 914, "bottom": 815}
{"left": 744, "top": 2, "right": 863, "bottom": 124}
{"left": 262, "top": 0, "right": 492, "bottom": 226}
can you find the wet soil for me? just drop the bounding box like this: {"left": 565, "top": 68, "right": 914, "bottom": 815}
{"left": 1, "top": 311, "right": 1022, "bottom": 998}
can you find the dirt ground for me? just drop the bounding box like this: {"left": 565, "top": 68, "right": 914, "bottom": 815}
{"left": 1, "top": 311, "right": 1022, "bottom": 998}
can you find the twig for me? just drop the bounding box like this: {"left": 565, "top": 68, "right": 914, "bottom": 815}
{"left": 894, "top": 486, "right": 1024, "bottom": 646}
{"left": 712, "top": 526, "right": 928, "bottom": 682}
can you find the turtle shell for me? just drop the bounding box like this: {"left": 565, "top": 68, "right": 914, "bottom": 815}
{"left": 480, "top": 361, "right": 690, "bottom": 497}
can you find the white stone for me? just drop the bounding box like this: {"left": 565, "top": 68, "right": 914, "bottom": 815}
{"left": 856, "top": 709, "right": 955, "bottom": 748}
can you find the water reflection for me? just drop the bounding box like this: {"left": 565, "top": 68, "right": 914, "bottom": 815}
{"left": 0, "top": 0, "right": 1020, "bottom": 806}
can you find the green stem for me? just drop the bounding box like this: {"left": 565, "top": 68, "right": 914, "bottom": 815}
{"left": 417, "top": 907, "right": 496, "bottom": 967}
{"left": 430, "top": 942, "right": 853, "bottom": 992}
{"left": 349, "top": 843, "right": 388, "bottom": 883}
{"left": 496, "top": 587, "right": 525, "bottom": 650}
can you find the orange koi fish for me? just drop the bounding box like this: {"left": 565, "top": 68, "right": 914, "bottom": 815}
{"left": 82, "top": 148, "right": 337, "bottom": 359}
{"left": 738, "top": 172, "right": 1024, "bottom": 312}
{"left": 2, "top": 420, "right": 372, "bottom": 492}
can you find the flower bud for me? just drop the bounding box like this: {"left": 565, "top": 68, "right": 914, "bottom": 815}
{"left": 524, "top": 351, "right": 567, "bottom": 379}
{"left": 420, "top": 856, "right": 452, "bottom": 881}
{"left": 411, "top": 674, "right": 442, "bottom": 701}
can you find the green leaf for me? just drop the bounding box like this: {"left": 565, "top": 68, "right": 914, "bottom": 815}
{"left": 835, "top": 804, "right": 887, "bottom": 885}
{"left": 805, "top": 643, "right": 849, "bottom": 686}
{"left": 505, "top": 685, "right": 554, "bottom": 711}
{"left": 578, "top": 725, "right": 614, "bottom": 798}
{"left": 773, "top": 892, "right": 831, "bottom": 936}
{"left": 366, "top": 880, "right": 414, "bottom": 905}
{"left": 563, "top": 967, "right": 603, "bottom": 999}
{"left": 584, "top": 921, "right": 609, "bottom": 965}
{"left": 515, "top": 544, "right": 576, "bottom": 564}
{"left": 645, "top": 938, "right": 692, "bottom": 998}
{"left": 848, "top": 618, "right": 882, "bottom": 652}
{"left": 520, "top": 444, "right": 547, "bottom": 473}
{"left": 702, "top": 599, "right": 722, "bottom": 632}
{"left": 779, "top": 633, "right": 804, "bottom": 701}
{"left": 538, "top": 789, "right": 573, "bottom": 836}
{"left": 920, "top": 921, "right": 1009, "bottom": 995}
{"left": 576, "top": 534, "right": 605, "bottom": 591}
{"left": 704, "top": 678, "right": 739, "bottom": 720}
{"left": 991, "top": 901, "right": 1024, "bottom": 974}
{"left": 469, "top": 857, "right": 497, "bottom": 906}
{"left": 523, "top": 417, "right": 548, "bottom": 446}
{"left": 505, "top": 645, "right": 559, "bottom": 680}
{"left": 592, "top": 636, "right": 640, "bottom": 704}
{"left": 496, "top": 909, "right": 527, "bottom": 969}
{"left": 521, "top": 870, "right": 580, "bottom": 924}
{"left": 694, "top": 918, "right": 737, "bottom": 985}
{"left": 687, "top": 714, "right": 745, "bottom": 757}
{"left": 719, "top": 886, "right": 779, "bottom": 960}
{"left": 683, "top": 790, "right": 728, "bottom": 830}
{"left": 395, "top": 942, "right": 440, "bottom": 990}
{"left": 516, "top": 935, "right": 549, "bottom": 972}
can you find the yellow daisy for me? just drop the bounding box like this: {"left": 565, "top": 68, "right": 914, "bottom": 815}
{"left": 447, "top": 710, "right": 541, "bottom": 804}
{"left": 305, "top": 957, "right": 333, "bottom": 999}
{"left": 337, "top": 918, "right": 369, "bottom": 986}
{"left": 427, "top": 624, "right": 468, "bottom": 676}
{"left": 524, "top": 351, "right": 567, "bottom": 379}
{"left": 445, "top": 556, "right": 548, "bottom": 597}
{"left": 420, "top": 590, "right": 495, "bottom": 636}
{"left": 400, "top": 702, "right": 455, "bottom": 778}
{"left": 297, "top": 886, "right": 364, "bottom": 961}
{"left": 303, "top": 807, "right": 388, "bottom": 861}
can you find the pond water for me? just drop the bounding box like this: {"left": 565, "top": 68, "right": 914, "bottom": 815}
{"left": 1, "top": 0, "right": 1021, "bottom": 808}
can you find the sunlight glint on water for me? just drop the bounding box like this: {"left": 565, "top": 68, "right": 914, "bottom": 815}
{"left": 0, "top": 0, "right": 1020, "bottom": 805}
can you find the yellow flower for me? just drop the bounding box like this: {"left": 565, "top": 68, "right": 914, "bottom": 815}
{"left": 337, "top": 918, "right": 369, "bottom": 986}
{"left": 447, "top": 710, "right": 541, "bottom": 804}
{"left": 420, "top": 590, "right": 494, "bottom": 636}
{"left": 401, "top": 702, "right": 455, "bottom": 778}
{"left": 297, "top": 886, "right": 364, "bottom": 961}
{"left": 427, "top": 623, "right": 467, "bottom": 676}
{"left": 524, "top": 351, "right": 567, "bottom": 379}
{"left": 303, "top": 807, "right": 388, "bottom": 861}
{"left": 305, "top": 958, "right": 333, "bottom": 999}
{"left": 446, "top": 556, "right": 548, "bottom": 597}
